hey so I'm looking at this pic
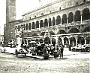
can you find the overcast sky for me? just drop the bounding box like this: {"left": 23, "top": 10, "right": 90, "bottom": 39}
{"left": 0, "top": 0, "right": 58, "bottom": 35}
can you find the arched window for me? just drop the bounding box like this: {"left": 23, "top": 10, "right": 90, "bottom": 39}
{"left": 49, "top": 18, "right": 51, "bottom": 26}
{"left": 44, "top": 19, "right": 48, "bottom": 27}
{"left": 56, "top": 15, "right": 61, "bottom": 25}
{"left": 26, "top": 24, "right": 28, "bottom": 30}
{"left": 36, "top": 21, "right": 39, "bottom": 28}
{"left": 52, "top": 17, "right": 55, "bottom": 26}
{"left": 75, "top": 10, "right": 81, "bottom": 21}
{"left": 23, "top": 24, "right": 25, "bottom": 30}
{"left": 29, "top": 23, "right": 31, "bottom": 30}
{"left": 40, "top": 20, "right": 43, "bottom": 28}
{"left": 62, "top": 14, "right": 67, "bottom": 24}
{"left": 18, "top": 25, "right": 20, "bottom": 31}
{"left": 32, "top": 22, "right": 35, "bottom": 29}
{"left": 82, "top": 8, "right": 90, "bottom": 20}
{"left": 68, "top": 12, "right": 73, "bottom": 23}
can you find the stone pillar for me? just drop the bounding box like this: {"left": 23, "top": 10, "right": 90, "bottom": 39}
{"left": 55, "top": 36, "right": 58, "bottom": 45}
{"left": 81, "top": 12, "right": 83, "bottom": 24}
{"left": 84, "top": 37, "right": 87, "bottom": 45}
{"left": 75, "top": 36, "right": 78, "bottom": 46}
{"left": 61, "top": 37, "right": 64, "bottom": 45}
{"left": 67, "top": 18, "right": 68, "bottom": 24}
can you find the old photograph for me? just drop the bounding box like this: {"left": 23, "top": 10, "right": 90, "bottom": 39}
{"left": 0, "top": 0, "right": 90, "bottom": 73}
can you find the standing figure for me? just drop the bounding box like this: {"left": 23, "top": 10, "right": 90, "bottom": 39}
{"left": 60, "top": 44, "right": 64, "bottom": 58}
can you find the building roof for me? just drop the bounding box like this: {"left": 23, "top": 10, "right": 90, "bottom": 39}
{"left": 22, "top": 0, "right": 66, "bottom": 16}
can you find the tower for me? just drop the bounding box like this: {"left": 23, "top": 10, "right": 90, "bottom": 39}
{"left": 4, "top": 0, "right": 16, "bottom": 45}
{"left": 6, "top": 0, "right": 16, "bottom": 23}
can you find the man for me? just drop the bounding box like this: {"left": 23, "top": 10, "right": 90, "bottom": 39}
{"left": 60, "top": 44, "right": 64, "bottom": 58}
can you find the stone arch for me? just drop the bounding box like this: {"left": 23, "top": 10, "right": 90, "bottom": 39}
{"left": 62, "top": 14, "right": 67, "bottom": 24}
{"left": 44, "top": 37, "right": 50, "bottom": 44}
{"left": 49, "top": 31, "right": 55, "bottom": 35}
{"left": 64, "top": 37, "right": 69, "bottom": 45}
{"left": 83, "top": 26, "right": 90, "bottom": 32}
{"left": 32, "top": 33, "right": 38, "bottom": 36}
{"left": 57, "top": 30, "right": 66, "bottom": 34}
{"left": 29, "top": 23, "right": 31, "bottom": 30}
{"left": 75, "top": 10, "right": 81, "bottom": 21}
{"left": 40, "top": 32, "right": 45, "bottom": 36}
{"left": 70, "top": 37, "right": 76, "bottom": 46}
{"left": 44, "top": 19, "right": 48, "bottom": 27}
{"left": 49, "top": 18, "right": 51, "bottom": 26}
{"left": 52, "top": 17, "right": 55, "bottom": 26}
{"left": 58, "top": 37, "right": 62, "bottom": 45}
{"left": 68, "top": 28, "right": 80, "bottom": 33}
{"left": 39, "top": 39, "right": 43, "bottom": 43}
{"left": 32, "top": 22, "right": 35, "bottom": 29}
{"left": 56, "top": 15, "right": 61, "bottom": 25}
{"left": 82, "top": 8, "right": 90, "bottom": 20}
{"left": 40, "top": 20, "right": 43, "bottom": 28}
{"left": 77, "top": 37, "right": 85, "bottom": 45}
{"left": 86, "top": 36, "right": 90, "bottom": 44}
{"left": 52, "top": 38, "right": 56, "bottom": 46}
{"left": 68, "top": 12, "right": 74, "bottom": 23}
{"left": 36, "top": 21, "right": 39, "bottom": 28}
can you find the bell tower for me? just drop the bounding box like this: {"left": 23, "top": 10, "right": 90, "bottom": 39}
{"left": 4, "top": 0, "right": 16, "bottom": 45}
{"left": 6, "top": 0, "right": 16, "bottom": 23}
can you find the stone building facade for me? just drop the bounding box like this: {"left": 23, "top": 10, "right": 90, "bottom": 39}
{"left": 15, "top": 0, "right": 90, "bottom": 47}
{"left": 4, "top": 0, "right": 17, "bottom": 45}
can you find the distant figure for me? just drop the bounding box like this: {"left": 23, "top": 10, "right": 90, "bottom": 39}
{"left": 60, "top": 44, "right": 64, "bottom": 58}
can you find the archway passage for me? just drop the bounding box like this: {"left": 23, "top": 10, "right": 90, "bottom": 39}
{"left": 44, "top": 37, "right": 50, "bottom": 44}
{"left": 52, "top": 17, "right": 55, "bottom": 26}
{"left": 36, "top": 21, "right": 39, "bottom": 28}
{"left": 86, "top": 36, "right": 90, "bottom": 44}
{"left": 58, "top": 37, "right": 62, "bottom": 45}
{"left": 75, "top": 10, "right": 81, "bottom": 21}
{"left": 62, "top": 14, "right": 67, "bottom": 24}
{"left": 50, "top": 31, "right": 55, "bottom": 35}
{"left": 52, "top": 38, "right": 56, "bottom": 46}
{"left": 32, "top": 22, "right": 35, "bottom": 29}
{"left": 44, "top": 19, "right": 48, "bottom": 27}
{"left": 77, "top": 37, "right": 85, "bottom": 45}
{"left": 56, "top": 15, "right": 61, "bottom": 25}
{"left": 64, "top": 37, "right": 69, "bottom": 45}
{"left": 82, "top": 8, "right": 90, "bottom": 20}
{"left": 40, "top": 20, "right": 43, "bottom": 28}
{"left": 32, "top": 33, "right": 38, "bottom": 36}
{"left": 83, "top": 26, "right": 90, "bottom": 32}
{"left": 68, "top": 28, "right": 79, "bottom": 33}
{"left": 68, "top": 12, "right": 73, "bottom": 23}
{"left": 40, "top": 32, "right": 45, "bottom": 36}
{"left": 39, "top": 39, "right": 43, "bottom": 43}
{"left": 70, "top": 37, "right": 76, "bottom": 46}
{"left": 57, "top": 30, "right": 66, "bottom": 34}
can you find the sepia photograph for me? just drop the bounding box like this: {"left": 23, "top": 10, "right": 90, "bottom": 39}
{"left": 0, "top": 0, "right": 90, "bottom": 73}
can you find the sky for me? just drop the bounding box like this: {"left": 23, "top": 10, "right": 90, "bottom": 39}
{"left": 0, "top": 0, "right": 58, "bottom": 35}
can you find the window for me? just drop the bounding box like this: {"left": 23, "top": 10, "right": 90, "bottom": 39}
{"left": 59, "top": 7, "right": 61, "bottom": 10}
{"left": 30, "top": 17, "right": 31, "bottom": 19}
{"left": 75, "top": 2, "right": 78, "bottom": 6}
{"left": 26, "top": 24, "right": 28, "bottom": 30}
{"left": 83, "top": 0, "right": 86, "bottom": 2}
{"left": 29, "top": 23, "right": 31, "bottom": 30}
{"left": 41, "top": 13, "right": 44, "bottom": 15}
{"left": 32, "top": 22, "right": 35, "bottom": 29}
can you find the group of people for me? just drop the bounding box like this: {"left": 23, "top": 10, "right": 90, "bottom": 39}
{"left": 43, "top": 44, "right": 64, "bottom": 58}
